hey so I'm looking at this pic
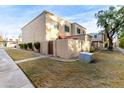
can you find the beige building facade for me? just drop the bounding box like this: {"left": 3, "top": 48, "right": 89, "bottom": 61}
{"left": 21, "top": 11, "right": 92, "bottom": 59}
{"left": 90, "top": 32, "right": 107, "bottom": 49}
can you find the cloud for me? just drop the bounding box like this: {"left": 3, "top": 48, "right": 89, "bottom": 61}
{"left": 0, "top": 5, "right": 110, "bottom": 39}
{"left": 64, "top": 6, "right": 109, "bottom": 33}
{"left": 0, "top": 5, "right": 52, "bottom": 38}
{"left": 80, "top": 19, "right": 102, "bottom": 33}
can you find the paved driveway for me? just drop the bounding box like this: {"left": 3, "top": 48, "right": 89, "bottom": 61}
{"left": 0, "top": 48, "right": 34, "bottom": 88}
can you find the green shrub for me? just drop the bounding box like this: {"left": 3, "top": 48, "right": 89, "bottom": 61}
{"left": 19, "top": 44, "right": 24, "bottom": 49}
{"left": 104, "top": 42, "right": 108, "bottom": 48}
{"left": 27, "top": 42, "right": 33, "bottom": 50}
{"left": 119, "top": 36, "right": 124, "bottom": 48}
{"left": 34, "top": 42, "right": 40, "bottom": 52}
{"left": 90, "top": 47, "right": 96, "bottom": 53}
{"left": 23, "top": 43, "right": 28, "bottom": 50}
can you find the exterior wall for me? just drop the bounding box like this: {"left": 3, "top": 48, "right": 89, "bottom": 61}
{"left": 68, "top": 39, "right": 91, "bottom": 58}
{"left": 45, "top": 12, "right": 72, "bottom": 41}
{"left": 22, "top": 12, "right": 46, "bottom": 43}
{"left": 90, "top": 33, "right": 106, "bottom": 49}
{"left": 53, "top": 37, "right": 91, "bottom": 59}
{"left": 90, "top": 33, "right": 104, "bottom": 42}
{"left": 92, "top": 41, "right": 104, "bottom": 49}
{"left": 40, "top": 41, "right": 48, "bottom": 55}
{"left": 54, "top": 39, "right": 69, "bottom": 59}
{"left": 71, "top": 23, "right": 86, "bottom": 35}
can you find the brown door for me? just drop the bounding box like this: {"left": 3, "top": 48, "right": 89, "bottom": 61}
{"left": 48, "top": 41, "right": 53, "bottom": 54}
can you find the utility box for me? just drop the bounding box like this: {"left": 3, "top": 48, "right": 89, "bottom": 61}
{"left": 79, "top": 52, "right": 94, "bottom": 63}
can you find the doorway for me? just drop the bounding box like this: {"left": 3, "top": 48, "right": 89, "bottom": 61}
{"left": 48, "top": 41, "right": 53, "bottom": 55}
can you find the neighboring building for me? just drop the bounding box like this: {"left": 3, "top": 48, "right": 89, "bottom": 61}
{"left": 21, "top": 11, "right": 92, "bottom": 59}
{"left": 6, "top": 37, "right": 18, "bottom": 48}
{"left": 113, "top": 34, "right": 119, "bottom": 48}
{"left": 90, "top": 32, "right": 107, "bottom": 49}
{"left": 0, "top": 35, "right": 3, "bottom": 47}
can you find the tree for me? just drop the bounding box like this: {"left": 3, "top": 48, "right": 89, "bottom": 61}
{"left": 119, "top": 36, "right": 124, "bottom": 48}
{"left": 95, "top": 6, "right": 124, "bottom": 50}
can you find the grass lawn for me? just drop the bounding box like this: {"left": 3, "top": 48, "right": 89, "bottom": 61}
{"left": 5, "top": 48, "right": 40, "bottom": 61}
{"left": 18, "top": 50, "right": 124, "bottom": 88}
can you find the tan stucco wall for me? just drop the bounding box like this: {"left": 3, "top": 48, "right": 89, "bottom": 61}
{"left": 40, "top": 41, "right": 48, "bottom": 55}
{"left": 71, "top": 23, "right": 86, "bottom": 35}
{"left": 53, "top": 37, "right": 91, "bottom": 59}
{"left": 45, "top": 13, "right": 72, "bottom": 41}
{"left": 68, "top": 39, "right": 91, "bottom": 58}
{"left": 54, "top": 39, "right": 69, "bottom": 59}
{"left": 22, "top": 11, "right": 88, "bottom": 44}
{"left": 22, "top": 12, "right": 46, "bottom": 43}
{"left": 92, "top": 41, "right": 104, "bottom": 49}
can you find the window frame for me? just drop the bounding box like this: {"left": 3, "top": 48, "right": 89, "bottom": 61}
{"left": 64, "top": 25, "right": 70, "bottom": 32}
{"left": 94, "top": 35, "right": 97, "bottom": 38}
{"left": 77, "top": 28, "right": 81, "bottom": 34}
{"left": 50, "top": 20, "right": 59, "bottom": 30}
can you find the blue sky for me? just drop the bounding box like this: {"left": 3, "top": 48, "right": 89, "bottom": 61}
{"left": 0, "top": 5, "right": 110, "bottom": 38}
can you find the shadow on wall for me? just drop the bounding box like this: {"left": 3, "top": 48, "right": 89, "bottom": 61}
{"left": 68, "top": 39, "right": 91, "bottom": 58}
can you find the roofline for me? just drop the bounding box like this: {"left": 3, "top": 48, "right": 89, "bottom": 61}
{"left": 21, "top": 10, "right": 87, "bottom": 30}
{"left": 21, "top": 10, "right": 50, "bottom": 30}
{"left": 92, "top": 40, "right": 103, "bottom": 42}
{"left": 65, "top": 34, "right": 92, "bottom": 38}
{"left": 72, "top": 22, "right": 87, "bottom": 29}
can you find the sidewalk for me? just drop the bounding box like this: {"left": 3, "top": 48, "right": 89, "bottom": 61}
{"left": 49, "top": 56, "right": 78, "bottom": 62}
{"left": 117, "top": 47, "right": 124, "bottom": 55}
{"left": 15, "top": 55, "right": 47, "bottom": 64}
{"left": 0, "top": 48, "right": 34, "bottom": 88}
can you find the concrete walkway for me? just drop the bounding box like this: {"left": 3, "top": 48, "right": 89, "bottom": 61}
{"left": 15, "top": 55, "right": 47, "bottom": 64}
{"left": 0, "top": 48, "right": 34, "bottom": 88}
{"left": 49, "top": 56, "right": 78, "bottom": 62}
{"left": 117, "top": 47, "right": 124, "bottom": 55}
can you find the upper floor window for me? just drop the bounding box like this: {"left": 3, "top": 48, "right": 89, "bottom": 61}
{"left": 82, "top": 30, "right": 85, "bottom": 34}
{"left": 51, "top": 21, "right": 59, "bottom": 30}
{"left": 64, "top": 25, "right": 70, "bottom": 32}
{"left": 77, "top": 28, "right": 81, "bottom": 34}
{"left": 94, "top": 35, "right": 97, "bottom": 38}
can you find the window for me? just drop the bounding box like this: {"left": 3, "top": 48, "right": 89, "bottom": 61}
{"left": 64, "top": 25, "right": 69, "bottom": 32}
{"left": 82, "top": 30, "right": 85, "bottom": 34}
{"left": 94, "top": 35, "right": 97, "bottom": 38}
{"left": 77, "top": 28, "right": 81, "bottom": 34}
{"left": 51, "top": 21, "right": 59, "bottom": 30}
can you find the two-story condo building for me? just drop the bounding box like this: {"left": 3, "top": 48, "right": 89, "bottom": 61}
{"left": 21, "top": 11, "right": 92, "bottom": 59}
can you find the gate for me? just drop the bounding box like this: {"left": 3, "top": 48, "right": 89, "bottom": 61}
{"left": 48, "top": 41, "right": 53, "bottom": 54}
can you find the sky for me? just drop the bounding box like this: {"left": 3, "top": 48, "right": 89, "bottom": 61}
{"left": 0, "top": 5, "right": 110, "bottom": 38}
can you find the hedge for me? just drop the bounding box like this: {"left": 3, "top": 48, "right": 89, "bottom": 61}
{"left": 27, "top": 42, "right": 33, "bottom": 50}
{"left": 19, "top": 44, "right": 24, "bottom": 49}
{"left": 34, "top": 42, "right": 40, "bottom": 52}
{"left": 90, "top": 47, "right": 96, "bottom": 53}
{"left": 23, "top": 43, "right": 28, "bottom": 50}
{"left": 119, "top": 36, "right": 124, "bottom": 48}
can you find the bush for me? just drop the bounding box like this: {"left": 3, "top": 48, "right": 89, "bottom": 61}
{"left": 119, "top": 36, "right": 124, "bottom": 48}
{"left": 34, "top": 42, "right": 40, "bottom": 52}
{"left": 104, "top": 42, "right": 108, "bottom": 48}
{"left": 90, "top": 47, "right": 96, "bottom": 53}
{"left": 23, "top": 43, "right": 28, "bottom": 50}
{"left": 19, "top": 44, "right": 24, "bottom": 49}
{"left": 27, "top": 42, "right": 33, "bottom": 50}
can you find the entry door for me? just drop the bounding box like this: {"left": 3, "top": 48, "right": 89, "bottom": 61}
{"left": 48, "top": 41, "right": 53, "bottom": 54}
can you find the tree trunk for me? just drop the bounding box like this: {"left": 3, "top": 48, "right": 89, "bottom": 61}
{"left": 108, "top": 38, "right": 113, "bottom": 51}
